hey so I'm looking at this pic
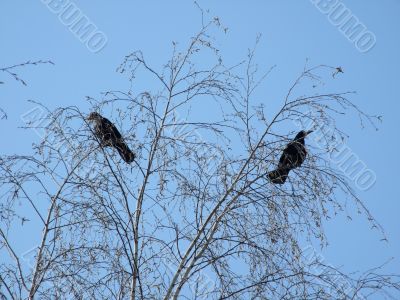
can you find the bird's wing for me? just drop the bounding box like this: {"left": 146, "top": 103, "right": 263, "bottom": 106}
{"left": 278, "top": 143, "right": 295, "bottom": 168}
{"left": 278, "top": 150, "right": 287, "bottom": 168}
{"left": 102, "top": 117, "right": 123, "bottom": 140}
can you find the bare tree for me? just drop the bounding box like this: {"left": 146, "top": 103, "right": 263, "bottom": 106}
{"left": 1, "top": 12, "right": 399, "bottom": 300}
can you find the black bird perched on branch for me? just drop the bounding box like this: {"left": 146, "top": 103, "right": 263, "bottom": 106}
{"left": 268, "top": 130, "right": 313, "bottom": 184}
{"left": 87, "top": 112, "right": 135, "bottom": 163}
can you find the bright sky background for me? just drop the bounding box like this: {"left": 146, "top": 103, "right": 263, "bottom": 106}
{"left": 1, "top": 1, "right": 399, "bottom": 297}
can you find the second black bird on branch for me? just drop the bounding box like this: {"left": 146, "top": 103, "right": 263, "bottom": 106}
{"left": 268, "top": 130, "right": 313, "bottom": 184}
{"left": 87, "top": 112, "right": 135, "bottom": 163}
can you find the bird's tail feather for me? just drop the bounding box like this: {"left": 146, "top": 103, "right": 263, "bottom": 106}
{"left": 115, "top": 141, "right": 135, "bottom": 163}
{"left": 268, "top": 168, "right": 290, "bottom": 184}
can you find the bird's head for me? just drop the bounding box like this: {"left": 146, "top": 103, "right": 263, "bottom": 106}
{"left": 295, "top": 130, "right": 313, "bottom": 140}
{"left": 87, "top": 112, "right": 102, "bottom": 121}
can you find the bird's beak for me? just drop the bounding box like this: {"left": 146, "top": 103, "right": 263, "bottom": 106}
{"left": 306, "top": 130, "right": 314, "bottom": 135}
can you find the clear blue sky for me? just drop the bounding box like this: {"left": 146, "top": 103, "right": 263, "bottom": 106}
{"left": 1, "top": 0, "right": 399, "bottom": 294}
